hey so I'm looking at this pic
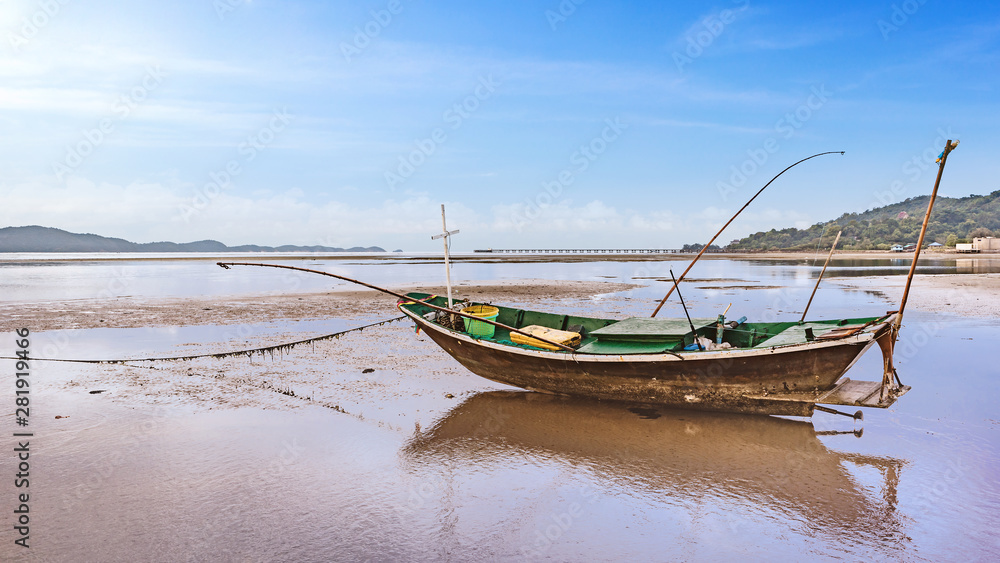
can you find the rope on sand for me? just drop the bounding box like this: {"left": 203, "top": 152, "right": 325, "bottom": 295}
{"left": 1, "top": 316, "right": 407, "bottom": 364}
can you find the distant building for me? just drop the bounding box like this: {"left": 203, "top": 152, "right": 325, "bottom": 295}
{"left": 956, "top": 243, "right": 977, "bottom": 253}
{"left": 927, "top": 242, "right": 944, "bottom": 248}
{"left": 973, "top": 237, "right": 1000, "bottom": 252}
{"left": 890, "top": 244, "right": 904, "bottom": 252}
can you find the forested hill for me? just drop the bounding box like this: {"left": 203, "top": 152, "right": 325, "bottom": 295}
{"left": 728, "top": 190, "right": 1000, "bottom": 251}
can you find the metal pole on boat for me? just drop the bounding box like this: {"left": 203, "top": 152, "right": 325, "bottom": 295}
{"left": 800, "top": 230, "right": 841, "bottom": 323}
{"left": 431, "top": 204, "right": 460, "bottom": 311}
{"left": 895, "top": 139, "right": 958, "bottom": 332}
{"left": 671, "top": 269, "right": 703, "bottom": 351}
{"left": 651, "top": 151, "right": 845, "bottom": 318}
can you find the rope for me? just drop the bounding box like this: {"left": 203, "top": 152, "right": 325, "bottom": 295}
{"left": 1, "top": 316, "right": 406, "bottom": 365}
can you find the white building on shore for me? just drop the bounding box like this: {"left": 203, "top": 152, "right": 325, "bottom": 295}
{"left": 973, "top": 237, "right": 1000, "bottom": 252}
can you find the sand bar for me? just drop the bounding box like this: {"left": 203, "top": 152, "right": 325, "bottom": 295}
{"left": 1, "top": 279, "right": 638, "bottom": 332}
{"left": 836, "top": 273, "right": 1000, "bottom": 319}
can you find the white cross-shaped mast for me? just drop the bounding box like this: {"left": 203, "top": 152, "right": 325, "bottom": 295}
{"left": 430, "top": 204, "right": 460, "bottom": 309}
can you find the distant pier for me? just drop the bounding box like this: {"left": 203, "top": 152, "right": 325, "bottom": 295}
{"left": 473, "top": 248, "right": 695, "bottom": 254}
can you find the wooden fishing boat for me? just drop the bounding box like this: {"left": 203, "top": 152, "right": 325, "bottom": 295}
{"left": 393, "top": 142, "right": 959, "bottom": 417}
{"left": 398, "top": 294, "right": 909, "bottom": 417}
{"left": 221, "top": 141, "right": 960, "bottom": 417}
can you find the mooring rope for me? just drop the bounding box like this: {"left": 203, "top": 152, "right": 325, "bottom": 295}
{"left": 1, "top": 315, "right": 407, "bottom": 365}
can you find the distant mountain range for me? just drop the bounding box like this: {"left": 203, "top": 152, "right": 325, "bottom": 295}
{"left": 0, "top": 226, "right": 386, "bottom": 253}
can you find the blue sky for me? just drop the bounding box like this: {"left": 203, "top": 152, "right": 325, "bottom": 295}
{"left": 1, "top": 0, "right": 998, "bottom": 250}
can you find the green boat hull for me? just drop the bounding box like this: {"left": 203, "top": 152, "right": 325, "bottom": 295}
{"left": 398, "top": 294, "right": 904, "bottom": 416}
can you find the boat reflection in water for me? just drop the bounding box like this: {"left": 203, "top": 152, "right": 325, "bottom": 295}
{"left": 403, "top": 391, "right": 907, "bottom": 556}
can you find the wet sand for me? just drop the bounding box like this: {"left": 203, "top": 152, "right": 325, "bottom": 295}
{"left": 1, "top": 279, "right": 637, "bottom": 332}
{"left": 836, "top": 273, "right": 1000, "bottom": 319}
{"left": 13, "top": 279, "right": 638, "bottom": 422}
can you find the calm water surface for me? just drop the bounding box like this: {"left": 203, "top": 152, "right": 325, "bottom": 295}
{"left": 3, "top": 252, "right": 1000, "bottom": 302}
{"left": 2, "top": 255, "right": 998, "bottom": 562}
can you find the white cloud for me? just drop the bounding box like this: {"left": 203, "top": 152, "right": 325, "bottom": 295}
{"left": 0, "top": 173, "right": 825, "bottom": 250}
{"left": 0, "top": 175, "right": 481, "bottom": 247}
{"left": 490, "top": 200, "right": 627, "bottom": 234}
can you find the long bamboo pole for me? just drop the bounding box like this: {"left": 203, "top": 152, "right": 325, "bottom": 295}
{"left": 879, "top": 139, "right": 958, "bottom": 401}
{"left": 217, "top": 262, "right": 577, "bottom": 352}
{"left": 893, "top": 139, "right": 959, "bottom": 332}
{"left": 651, "top": 151, "right": 844, "bottom": 318}
{"left": 800, "top": 230, "right": 841, "bottom": 323}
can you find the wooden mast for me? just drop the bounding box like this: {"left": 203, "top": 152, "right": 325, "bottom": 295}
{"left": 431, "top": 204, "right": 460, "bottom": 310}
{"left": 879, "top": 138, "right": 958, "bottom": 401}
{"left": 894, "top": 139, "right": 959, "bottom": 331}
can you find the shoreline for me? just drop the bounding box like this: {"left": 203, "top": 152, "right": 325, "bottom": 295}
{"left": 6, "top": 272, "right": 1000, "bottom": 333}
{"left": 2, "top": 250, "right": 997, "bottom": 264}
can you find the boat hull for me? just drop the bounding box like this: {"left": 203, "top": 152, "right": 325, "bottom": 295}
{"left": 401, "top": 307, "right": 895, "bottom": 416}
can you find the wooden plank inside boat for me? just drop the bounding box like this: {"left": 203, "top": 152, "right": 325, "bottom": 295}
{"left": 589, "top": 317, "right": 715, "bottom": 341}
{"left": 510, "top": 325, "right": 581, "bottom": 351}
{"left": 752, "top": 322, "right": 838, "bottom": 348}
{"left": 816, "top": 324, "right": 868, "bottom": 340}
{"left": 575, "top": 340, "right": 678, "bottom": 355}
